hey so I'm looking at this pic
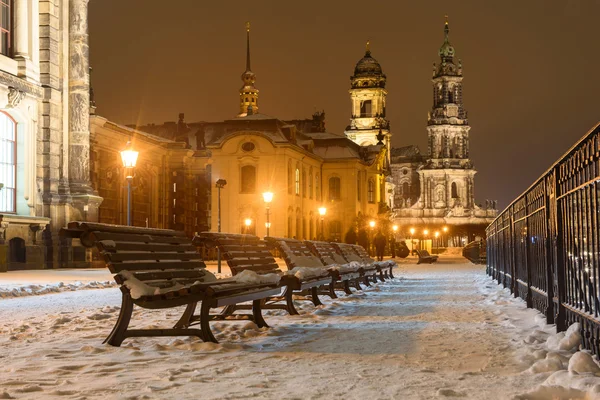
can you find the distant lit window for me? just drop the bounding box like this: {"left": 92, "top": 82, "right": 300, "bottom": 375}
{"left": 302, "top": 169, "right": 306, "bottom": 198}
{"left": 315, "top": 174, "right": 320, "bottom": 200}
{"left": 451, "top": 182, "right": 459, "bottom": 199}
{"left": 0, "top": 111, "right": 15, "bottom": 212}
{"left": 0, "top": 1, "right": 11, "bottom": 57}
{"left": 329, "top": 177, "right": 341, "bottom": 201}
{"left": 295, "top": 168, "right": 300, "bottom": 195}
{"left": 309, "top": 169, "right": 313, "bottom": 199}
{"left": 240, "top": 165, "right": 256, "bottom": 193}
{"left": 368, "top": 179, "right": 375, "bottom": 203}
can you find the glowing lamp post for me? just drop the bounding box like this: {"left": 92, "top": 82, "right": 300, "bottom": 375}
{"left": 263, "top": 191, "right": 273, "bottom": 237}
{"left": 215, "top": 178, "right": 227, "bottom": 273}
{"left": 410, "top": 227, "right": 415, "bottom": 255}
{"left": 435, "top": 231, "right": 440, "bottom": 253}
{"left": 120, "top": 141, "right": 139, "bottom": 226}
{"left": 244, "top": 218, "right": 252, "bottom": 234}
{"left": 369, "top": 220, "right": 376, "bottom": 256}
{"left": 443, "top": 226, "right": 449, "bottom": 247}
{"left": 318, "top": 207, "right": 327, "bottom": 240}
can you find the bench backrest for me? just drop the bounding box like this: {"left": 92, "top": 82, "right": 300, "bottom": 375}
{"left": 305, "top": 240, "right": 348, "bottom": 265}
{"left": 195, "top": 233, "right": 280, "bottom": 276}
{"left": 265, "top": 237, "right": 325, "bottom": 269}
{"left": 351, "top": 244, "right": 375, "bottom": 264}
{"left": 331, "top": 243, "right": 364, "bottom": 263}
{"left": 62, "top": 222, "right": 211, "bottom": 287}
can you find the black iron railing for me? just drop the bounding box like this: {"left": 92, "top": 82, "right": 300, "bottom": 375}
{"left": 487, "top": 122, "right": 600, "bottom": 355}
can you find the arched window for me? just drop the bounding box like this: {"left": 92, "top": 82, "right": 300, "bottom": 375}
{"left": 368, "top": 179, "right": 375, "bottom": 203}
{"left": 329, "top": 177, "right": 341, "bottom": 201}
{"left": 329, "top": 220, "right": 342, "bottom": 242}
{"left": 295, "top": 167, "right": 300, "bottom": 195}
{"left": 302, "top": 168, "right": 306, "bottom": 198}
{"left": 357, "top": 173, "right": 361, "bottom": 201}
{"left": 296, "top": 211, "right": 301, "bottom": 239}
{"left": 0, "top": 112, "right": 16, "bottom": 213}
{"left": 451, "top": 182, "right": 459, "bottom": 199}
{"left": 240, "top": 165, "right": 256, "bottom": 193}
{"left": 315, "top": 173, "right": 320, "bottom": 201}
{"left": 287, "top": 215, "right": 293, "bottom": 238}
{"left": 288, "top": 161, "right": 292, "bottom": 194}
{"left": 308, "top": 168, "right": 313, "bottom": 199}
{"left": 360, "top": 100, "right": 372, "bottom": 117}
{"left": 402, "top": 182, "right": 409, "bottom": 199}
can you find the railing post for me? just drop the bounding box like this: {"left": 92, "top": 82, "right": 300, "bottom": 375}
{"left": 554, "top": 169, "right": 567, "bottom": 332}
{"left": 544, "top": 177, "right": 555, "bottom": 325}
{"left": 524, "top": 212, "right": 533, "bottom": 308}
{"left": 510, "top": 214, "right": 518, "bottom": 298}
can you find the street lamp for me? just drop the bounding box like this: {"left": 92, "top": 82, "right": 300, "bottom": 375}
{"left": 410, "top": 227, "right": 415, "bottom": 255}
{"left": 215, "top": 178, "right": 227, "bottom": 273}
{"left": 369, "top": 220, "right": 376, "bottom": 256}
{"left": 263, "top": 191, "right": 273, "bottom": 237}
{"left": 120, "top": 141, "right": 139, "bottom": 226}
{"left": 443, "top": 226, "right": 449, "bottom": 247}
{"left": 318, "top": 207, "right": 326, "bottom": 240}
{"left": 392, "top": 225, "right": 398, "bottom": 232}
{"left": 244, "top": 218, "right": 252, "bottom": 234}
{"left": 435, "top": 231, "right": 440, "bottom": 253}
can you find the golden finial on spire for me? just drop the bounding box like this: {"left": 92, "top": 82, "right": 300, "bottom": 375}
{"left": 366, "top": 40, "right": 370, "bottom": 53}
{"left": 246, "top": 21, "right": 250, "bottom": 32}
{"left": 445, "top": 15, "right": 448, "bottom": 25}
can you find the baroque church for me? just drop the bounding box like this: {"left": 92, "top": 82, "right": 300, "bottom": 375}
{"left": 0, "top": 6, "right": 495, "bottom": 271}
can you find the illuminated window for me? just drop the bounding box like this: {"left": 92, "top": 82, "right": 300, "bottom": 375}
{"left": 240, "top": 165, "right": 256, "bottom": 193}
{"left": 288, "top": 161, "right": 292, "bottom": 194}
{"left": 295, "top": 167, "right": 300, "bottom": 195}
{"left": 308, "top": 168, "right": 313, "bottom": 199}
{"left": 0, "top": 111, "right": 16, "bottom": 212}
{"left": 315, "top": 174, "right": 320, "bottom": 201}
{"left": 0, "top": 1, "right": 11, "bottom": 57}
{"left": 329, "top": 177, "right": 341, "bottom": 201}
{"left": 302, "top": 169, "right": 306, "bottom": 198}
{"left": 357, "top": 173, "right": 361, "bottom": 201}
{"left": 368, "top": 179, "right": 375, "bottom": 203}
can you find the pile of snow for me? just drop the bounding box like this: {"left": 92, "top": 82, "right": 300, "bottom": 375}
{"left": 328, "top": 264, "right": 361, "bottom": 273}
{"left": 232, "top": 269, "right": 280, "bottom": 285}
{"left": 0, "top": 280, "right": 116, "bottom": 299}
{"left": 285, "top": 266, "right": 329, "bottom": 280}
{"left": 375, "top": 260, "right": 396, "bottom": 268}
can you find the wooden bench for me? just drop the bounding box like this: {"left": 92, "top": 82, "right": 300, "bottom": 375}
{"left": 61, "top": 222, "right": 281, "bottom": 345}
{"left": 331, "top": 242, "right": 384, "bottom": 284}
{"left": 416, "top": 249, "right": 439, "bottom": 264}
{"left": 349, "top": 244, "right": 396, "bottom": 280}
{"left": 265, "top": 237, "right": 362, "bottom": 297}
{"left": 195, "top": 233, "right": 332, "bottom": 315}
{"left": 304, "top": 240, "right": 373, "bottom": 289}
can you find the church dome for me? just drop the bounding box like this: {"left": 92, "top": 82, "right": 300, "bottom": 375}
{"left": 353, "top": 50, "right": 383, "bottom": 77}
{"left": 438, "top": 40, "right": 455, "bottom": 59}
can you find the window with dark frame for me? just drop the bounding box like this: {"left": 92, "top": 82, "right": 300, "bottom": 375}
{"left": 329, "top": 177, "right": 341, "bottom": 201}
{"left": 0, "top": 0, "right": 11, "bottom": 57}
{"left": 240, "top": 165, "right": 256, "bottom": 193}
{"left": 368, "top": 179, "right": 375, "bottom": 203}
{"left": 0, "top": 111, "right": 16, "bottom": 213}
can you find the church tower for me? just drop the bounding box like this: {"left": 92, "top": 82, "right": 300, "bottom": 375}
{"left": 238, "top": 22, "right": 258, "bottom": 117}
{"left": 344, "top": 42, "right": 391, "bottom": 148}
{"left": 418, "top": 18, "right": 476, "bottom": 212}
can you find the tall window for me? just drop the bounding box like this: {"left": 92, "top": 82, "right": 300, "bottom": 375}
{"left": 368, "top": 179, "right": 375, "bottom": 203}
{"left": 329, "top": 220, "right": 342, "bottom": 242}
{"left": 0, "top": 0, "right": 11, "bottom": 57}
{"left": 329, "top": 177, "right": 341, "bottom": 201}
{"left": 240, "top": 165, "right": 256, "bottom": 193}
{"left": 360, "top": 100, "right": 372, "bottom": 117}
{"left": 451, "top": 182, "right": 459, "bottom": 199}
{"left": 0, "top": 112, "right": 16, "bottom": 213}
{"left": 295, "top": 167, "right": 300, "bottom": 195}
{"left": 402, "top": 182, "right": 409, "bottom": 199}
{"left": 308, "top": 168, "right": 313, "bottom": 199}
{"left": 288, "top": 161, "right": 292, "bottom": 194}
{"left": 357, "top": 173, "right": 361, "bottom": 201}
{"left": 302, "top": 169, "right": 306, "bottom": 198}
{"left": 315, "top": 173, "right": 320, "bottom": 201}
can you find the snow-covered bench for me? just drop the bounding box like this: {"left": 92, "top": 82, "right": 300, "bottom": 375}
{"left": 416, "top": 249, "right": 438, "bottom": 264}
{"left": 194, "top": 233, "right": 332, "bottom": 316}
{"left": 345, "top": 243, "right": 396, "bottom": 280}
{"left": 61, "top": 222, "right": 281, "bottom": 345}
{"left": 305, "top": 241, "right": 378, "bottom": 288}
{"left": 331, "top": 243, "right": 386, "bottom": 283}
{"left": 265, "top": 237, "right": 362, "bottom": 297}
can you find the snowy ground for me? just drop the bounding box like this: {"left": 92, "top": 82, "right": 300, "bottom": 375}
{"left": 1, "top": 258, "right": 600, "bottom": 399}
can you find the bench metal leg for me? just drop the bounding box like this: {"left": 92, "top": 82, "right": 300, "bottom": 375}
{"left": 328, "top": 282, "right": 338, "bottom": 299}
{"left": 200, "top": 300, "right": 218, "bottom": 343}
{"left": 252, "top": 299, "right": 269, "bottom": 328}
{"left": 104, "top": 293, "right": 134, "bottom": 347}
{"left": 353, "top": 278, "right": 362, "bottom": 291}
{"left": 378, "top": 271, "right": 385, "bottom": 282}
{"left": 310, "top": 287, "right": 323, "bottom": 306}
{"left": 174, "top": 302, "right": 197, "bottom": 328}
{"left": 363, "top": 275, "right": 371, "bottom": 287}
{"left": 284, "top": 287, "right": 299, "bottom": 315}
{"left": 389, "top": 267, "right": 395, "bottom": 279}
{"left": 343, "top": 280, "right": 353, "bottom": 294}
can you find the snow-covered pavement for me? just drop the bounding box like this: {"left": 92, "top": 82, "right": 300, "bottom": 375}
{"left": 1, "top": 260, "right": 599, "bottom": 399}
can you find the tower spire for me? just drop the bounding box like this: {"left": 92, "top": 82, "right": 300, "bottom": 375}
{"left": 238, "top": 22, "right": 259, "bottom": 117}
{"left": 365, "top": 40, "right": 370, "bottom": 55}
{"left": 245, "top": 21, "right": 251, "bottom": 72}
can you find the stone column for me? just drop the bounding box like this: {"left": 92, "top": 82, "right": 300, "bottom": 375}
{"left": 13, "top": 0, "right": 29, "bottom": 58}
{"left": 68, "top": 0, "right": 92, "bottom": 195}
{"left": 68, "top": 0, "right": 102, "bottom": 226}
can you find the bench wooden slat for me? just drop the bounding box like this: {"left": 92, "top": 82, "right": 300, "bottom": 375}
{"left": 89, "top": 231, "right": 192, "bottom": 245}
{"left": 105, "top": 252, "right": 203, "bottom": 262}
{"left": 98, "top": 242, "right": 197, "bottom": 253}
{"left": 68, "top": 222, "right": 186, "bottom": 237}
{"left": 107, "top": 261, "right": 206, "bottom": 273}
{"left": 125, "top": 269, "right": 210, "bottom": 282}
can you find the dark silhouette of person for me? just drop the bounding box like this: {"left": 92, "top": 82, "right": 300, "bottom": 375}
{"left": 389, "top": 235, "right": 397, "bottom": 258}
{"left": 373, "top": 230, "right": 387, "bottom": 261}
